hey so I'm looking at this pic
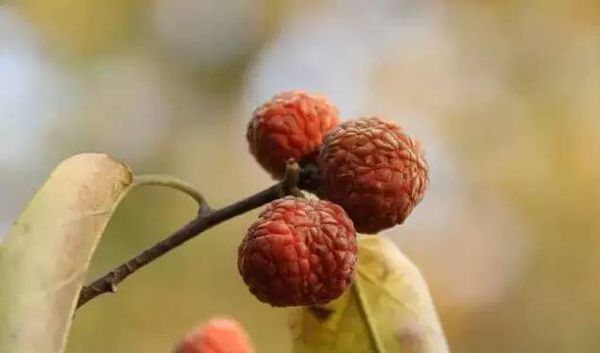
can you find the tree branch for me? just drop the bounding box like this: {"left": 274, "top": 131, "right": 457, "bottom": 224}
{"left": 76, "top": 161, "right": 320, "bottom": 309}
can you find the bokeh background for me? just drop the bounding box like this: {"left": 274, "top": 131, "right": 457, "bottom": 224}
{"left": 1, "top": 0, "right": 599, "bottom": 352}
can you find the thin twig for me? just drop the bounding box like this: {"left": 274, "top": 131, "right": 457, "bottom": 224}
{"left": 76, "top": 161, "right": 318, "bottom": 309}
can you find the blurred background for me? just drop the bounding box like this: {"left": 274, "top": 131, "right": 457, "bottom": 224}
{"left": 1, "top": 0, "right": 599, "bottom": 352}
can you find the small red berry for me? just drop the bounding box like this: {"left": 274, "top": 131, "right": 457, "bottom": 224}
{"left": 238, "top": 197, "right": 357, "bottom": 307}
{"left": 247, "top": 91, "right": 340, "bottom": 179}
{"left": 318, "top": 117, "right": 429, "bottom": 234}
{"left": 175, "top": 317, "right": 254, "bottom": 353}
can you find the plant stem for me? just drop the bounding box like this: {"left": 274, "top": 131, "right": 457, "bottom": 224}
{"left": 76, "top": 161, "right": 318, "bottom": 309}
{"left": 133, "top": 174, "right": 212, "bottom": 213}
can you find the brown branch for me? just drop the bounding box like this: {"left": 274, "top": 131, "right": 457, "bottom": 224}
{"left": 76, "top": 161, "right": 320, "bottom": 309}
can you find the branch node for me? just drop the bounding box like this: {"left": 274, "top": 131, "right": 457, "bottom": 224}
{"left": 198, "top": 203, "right": 213, "bottom": 215}
{"left": 107, "top": 271, "right": 118, "bottom": 293}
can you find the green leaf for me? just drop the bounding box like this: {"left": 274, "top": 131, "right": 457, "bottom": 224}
{"left": 290, "top": 235, "right": 449, "bottom": 353}
{"left": 0, "top": 154, "right": 133, "bottom": 353}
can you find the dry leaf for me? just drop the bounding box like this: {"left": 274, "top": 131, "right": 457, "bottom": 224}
{"left": 0, "top": 154, "right": 133, "bottom": 353}
{"left": 290, "top": 235, "right": 449, "bottom": 353}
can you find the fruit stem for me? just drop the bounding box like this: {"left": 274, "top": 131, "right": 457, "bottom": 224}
{"left": 278, "top": 159, "right": 304, "bottom": 197}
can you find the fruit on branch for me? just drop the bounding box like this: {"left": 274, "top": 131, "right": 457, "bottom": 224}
{"left": 175, "top": 317, "right": 254, "bottom": 353}
{"left": 238, "top": 196, "right": 357, "bottom": 306}
{"left": 318, "top": 117, "right": 429, "bottom": 234}
{"left": 247, "top": 91, "right": 340, "bottom": 179}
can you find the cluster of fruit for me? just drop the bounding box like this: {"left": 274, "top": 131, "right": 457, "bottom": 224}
{"left": 239, "top": 91, "right": 429, "bottom": 307}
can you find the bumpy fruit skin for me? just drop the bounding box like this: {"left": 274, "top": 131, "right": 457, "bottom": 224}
{"left": 247, "top": 91, "right": 340, "bottom": 179}
{"left": 238, "top": 197, "right": 357, "bottom": 307}
{"left": 175, "top": 318, "right": 254, "bottom": 353}
{"left": 318, "top": 117, "right": 429, "bottom": 234}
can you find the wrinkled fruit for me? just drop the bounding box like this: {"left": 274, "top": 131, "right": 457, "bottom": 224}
{"left": 238, "top": 196, "right": 357, "bottom": 306}
{"left": 175, "top": 317, "right": 254, "bottom": 353}
{"left": 247, "top": 91, "right": 340, "bottom": 179}
{"left": 318, "top": 117, "right": 429, "bottom": 234}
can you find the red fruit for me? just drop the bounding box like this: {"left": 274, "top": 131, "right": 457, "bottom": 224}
{"left": 175, "top": 317, "right": 254, "bottom": 353}
{"left": 318, "top": 117, "right": 429, "bottom": 234}
{"left": 238, "top": 196, "right": 357, "bottom": 307}
{"left": 247, "top": 91, "right": 340, "bottom": 179}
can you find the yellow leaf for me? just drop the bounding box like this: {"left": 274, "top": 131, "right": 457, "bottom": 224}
{"left": 290, "top": 235, "right": 449, "bottom": 353}
{"left": 0, "top": 154, "right": 133, "bottom": 353}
